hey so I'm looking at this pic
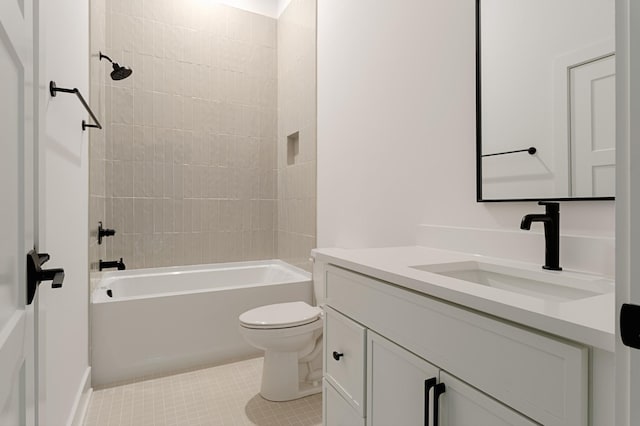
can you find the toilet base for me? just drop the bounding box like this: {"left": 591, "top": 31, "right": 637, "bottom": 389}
{"left": 260, "top": 351, "right": 322, "bottom": 401}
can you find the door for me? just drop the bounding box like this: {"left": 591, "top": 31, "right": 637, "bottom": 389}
{"left": 616, "top": 0, "right": 640, "bottom": 425}
{"left": 0, "top": 0, "right": 36, "bottom": 424}
{"left": 570, "top": 54, "right": 616, "bottom": 197}
{"left": 366, "top": 331, "right": 439, "bottom": 426}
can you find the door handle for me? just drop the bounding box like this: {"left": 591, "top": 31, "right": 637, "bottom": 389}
{"left": 26, "top": 249, "right": 65, "bottom": 305}
{"left": 424, "top": 378, "right": 437, "bottom": 426}
{"left": 621, "top": 303, "right": 640, "bottom": 349}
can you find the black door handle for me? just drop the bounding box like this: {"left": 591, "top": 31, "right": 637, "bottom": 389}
{"left": 424, "top": 377, "right": 437, "bottom": 426}
{"left": 332, "top": 351, "right": 344, "bottom": 361}
{"left": 433, "top": 382, "right": 446, "bottom": 426}
{"left": 26, "top": 249, "right": 65, "bottom": 305}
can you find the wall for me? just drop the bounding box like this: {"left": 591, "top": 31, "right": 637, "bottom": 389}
{"left": 277, "top": 0, "right": 317, "bottom": 271}
{"left": 92, "top": 0, "right": 278, "bottom": 270}
{"left": 317, "top": 0, "right": 615, "bottom": 252}
{"left": 42, "top": 0, "right": 91, "bottom": 424}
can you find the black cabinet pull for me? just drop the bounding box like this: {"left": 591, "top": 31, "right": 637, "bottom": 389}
{"left": 424, "top": 378, "right": 437, "bottom": 426}
{"left": 433, "top": 382, "right": 446, "bottom": 426}
{"left": 332, "top": 351, "right": 344, "bottom": 361}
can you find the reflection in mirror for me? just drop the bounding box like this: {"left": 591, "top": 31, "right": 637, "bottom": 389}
{"left": 477, "top": 0, "right": 615, "bottom": 201}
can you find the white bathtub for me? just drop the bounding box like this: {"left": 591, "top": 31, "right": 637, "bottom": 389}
{"left": 91, "top": 260, "right": 312, "bottom": 386}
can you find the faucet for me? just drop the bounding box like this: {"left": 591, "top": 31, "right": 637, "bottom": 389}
{"left": 520, "top": 201, "right": 562, "bottom": 271}
{"left": 99, "top": 258, "right": 126, "bottom": 271}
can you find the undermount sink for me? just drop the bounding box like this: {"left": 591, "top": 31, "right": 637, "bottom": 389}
{"left": 410, "top": 261, "right": 612, "bottom": 303}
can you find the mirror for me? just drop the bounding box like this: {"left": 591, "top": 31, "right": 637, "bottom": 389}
{"left": 476, "top": 0, "right": 615, "bottom": 201}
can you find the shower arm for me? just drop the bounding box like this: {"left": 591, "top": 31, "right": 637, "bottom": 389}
{"left": 99, "top": 52, "right": 114, "bottom": 63}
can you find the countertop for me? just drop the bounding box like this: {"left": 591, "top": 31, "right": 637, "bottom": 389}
{"left": 312, "top": 246, "right": 615, "bottom": 352}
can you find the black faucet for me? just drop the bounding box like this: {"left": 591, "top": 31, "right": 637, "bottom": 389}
{"left": 520, "top": 201, "right": 562, "bottom": 271}
{"left": 99, "top": 258, "right": 126, "bottom": 271}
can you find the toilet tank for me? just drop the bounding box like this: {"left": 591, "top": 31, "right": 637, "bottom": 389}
{"left": 311, "top": 252, "right": 327, "bottom": 306}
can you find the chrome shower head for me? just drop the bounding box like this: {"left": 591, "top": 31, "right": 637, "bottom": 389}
{"left": 99, "top": 52, "right": 133, "bottom": 81}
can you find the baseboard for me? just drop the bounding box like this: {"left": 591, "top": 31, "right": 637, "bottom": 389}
{"left": 67, "top": 366, "right": 92, "bottom": 426}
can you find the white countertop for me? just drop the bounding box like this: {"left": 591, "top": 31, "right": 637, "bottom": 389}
{"left": 313, "top": 246, "right": 615, "bottom": 352}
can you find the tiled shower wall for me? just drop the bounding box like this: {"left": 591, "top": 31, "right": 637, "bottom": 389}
{"left": 277, "top": 0, "right": 317, "bottom": 271}
{"left": 89, "top": 0, "right": 316, "bottom": 272}
{"left": 91, "top": 0, "right": 278, "bottom": 270}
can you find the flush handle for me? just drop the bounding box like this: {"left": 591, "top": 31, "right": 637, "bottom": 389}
{"left": 332, "top": 351, "right": 344, "bottom": 361}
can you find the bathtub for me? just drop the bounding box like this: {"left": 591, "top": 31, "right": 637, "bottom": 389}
{"left": 91, "top": 260, "right": 312, "bottom": 386}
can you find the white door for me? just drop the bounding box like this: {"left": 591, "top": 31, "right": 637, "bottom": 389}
{"left": 366, "top": 331, "right": 439, "bottom": 426}
{"left": 0, "top": 0, "right": 36, "bottom": 424}
{"left": 570, "top": 54, "right": 616, "bottom": 197}
{"left": 616, "top": 0, "right": 640, "bottom": 425}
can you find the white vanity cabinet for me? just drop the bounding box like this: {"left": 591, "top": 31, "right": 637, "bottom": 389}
{"left": 322, "top": 264, "right": 589, "bottom": 426}
{"left": 367, "top": 331, "right": 538, "bottom": 426}
{"left": 366, "top": 330, "right": 439, "bottom": 426}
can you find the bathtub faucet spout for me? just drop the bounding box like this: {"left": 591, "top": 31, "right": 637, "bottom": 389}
{"left": 99, "top": 258, "right": 126, "bottom": 271}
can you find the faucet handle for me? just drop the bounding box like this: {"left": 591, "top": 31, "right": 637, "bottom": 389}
{"left": 538, "top": 201, "right": 559, "bottom": 212}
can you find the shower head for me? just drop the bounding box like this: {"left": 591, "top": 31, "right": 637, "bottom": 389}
{"left": 110, "top": 64, "right": 133, "bottom": 80}
{"left": 99, "top": 52, "right": 133, "bottom": 81}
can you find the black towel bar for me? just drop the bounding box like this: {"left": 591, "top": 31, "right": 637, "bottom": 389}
{"left": 481, "top": 146, "right": 537, "bottom": 157}
{"left": 49, "top": 81, "right": 102, "bottom": 131}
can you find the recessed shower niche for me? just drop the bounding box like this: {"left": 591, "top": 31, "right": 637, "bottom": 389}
{"left": 88, "top": 0, "right": 317, "bottom": 273}
{"left": 287, "top": 131, "right": 299, "bottom": 165}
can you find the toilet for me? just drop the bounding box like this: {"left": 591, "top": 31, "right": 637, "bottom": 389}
{"left": 239, "top": 264, "right": 325, "bottom": 402}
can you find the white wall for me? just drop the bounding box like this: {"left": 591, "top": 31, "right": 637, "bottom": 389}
{"left": 42, "top": 0, "right": 90, "bottom": 424}
{"left": 317, "top": 0, "right": 615, "bottom": 251}
{"left": 277, "top": 0, "right": 293, "bottom": 17}
{"left": 217, "top": 0, "right": 279, "bottom": 17}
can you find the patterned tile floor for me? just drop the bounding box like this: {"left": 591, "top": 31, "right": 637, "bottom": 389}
{"left": 84, "top": 358, "right": 322, "bottom": 426}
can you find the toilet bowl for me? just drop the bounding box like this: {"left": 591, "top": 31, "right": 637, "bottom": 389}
{"left": 239, "top": 301, "right": 323, "bottom": 401}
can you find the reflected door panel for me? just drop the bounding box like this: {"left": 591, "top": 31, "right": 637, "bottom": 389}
{"left": 570, "top": 55, "right": 616, "bottom": 197}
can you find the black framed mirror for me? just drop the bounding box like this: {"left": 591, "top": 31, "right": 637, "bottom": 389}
{"left": 476, "top": 0, "right": 615, "bottom": 202}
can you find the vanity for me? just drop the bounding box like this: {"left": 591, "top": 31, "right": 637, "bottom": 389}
{"left": 313, "top": 246, "right": 614, "bottom": 426}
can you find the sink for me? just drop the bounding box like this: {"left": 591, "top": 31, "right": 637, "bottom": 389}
{"left": 410, "top": 261, "right": 612, "bottom": 302}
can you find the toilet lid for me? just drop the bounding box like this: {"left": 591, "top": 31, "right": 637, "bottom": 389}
{"left": 239, "top": 301, "right": 322, "bottom": 329}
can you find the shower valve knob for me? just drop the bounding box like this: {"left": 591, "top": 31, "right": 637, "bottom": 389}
{"left": 98, "top": 221, "right": 116, "bottom": 244}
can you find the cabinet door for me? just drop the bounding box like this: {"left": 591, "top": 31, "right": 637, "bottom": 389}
{"left": 367, "top": 331, "right": 439, "bottom": 426}
{"left": 439, "top": 372, "right": 539, "bottom": 426}
{"left": 324, "top": 380, "right": 365, "bottom": 426}
{"left": 325, "top": 306, "right": 367, "bottom": 415}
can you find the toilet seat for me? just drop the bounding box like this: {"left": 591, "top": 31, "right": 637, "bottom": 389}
{"left": 239, "top": 301, "right": 322, "bottom": 329}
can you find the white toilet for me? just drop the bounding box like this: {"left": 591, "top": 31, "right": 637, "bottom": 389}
{"left": 239, "top": 269, "right": 325, "bottom": 402}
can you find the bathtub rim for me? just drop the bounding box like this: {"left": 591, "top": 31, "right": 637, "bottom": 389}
{"left": 92, "top": 259, "right": 312, "bottom": 304}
